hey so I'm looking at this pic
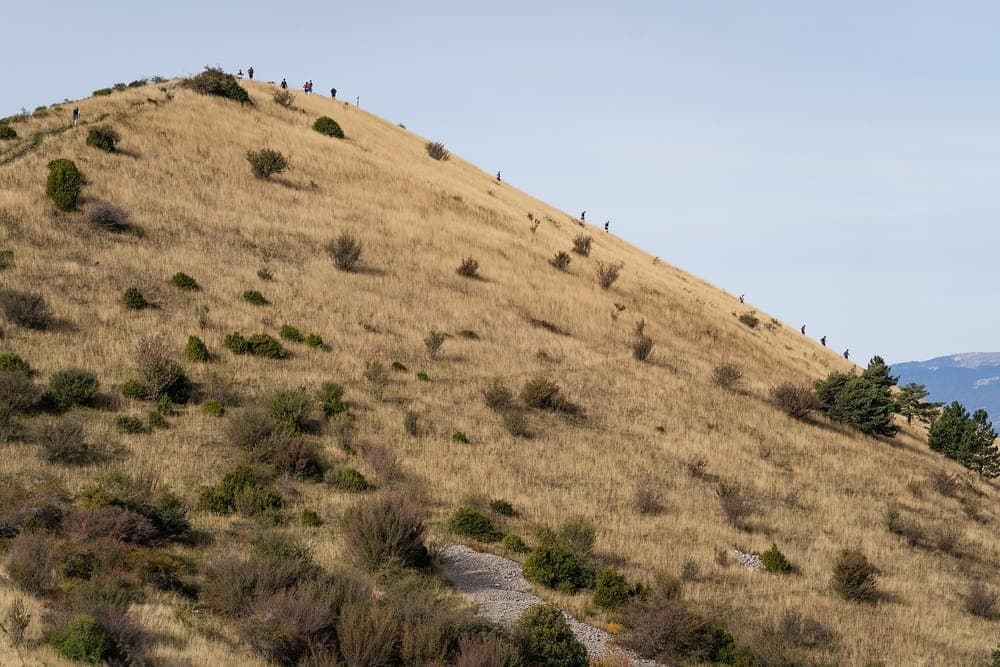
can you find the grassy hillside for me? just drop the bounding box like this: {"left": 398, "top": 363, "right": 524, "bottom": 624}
{"left": 1, "top": 75, "right": 998, "bottom": 665}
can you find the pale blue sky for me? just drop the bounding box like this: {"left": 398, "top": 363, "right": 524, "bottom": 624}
{"left": 5, "top": 1, "right": 999, "bottom": 364}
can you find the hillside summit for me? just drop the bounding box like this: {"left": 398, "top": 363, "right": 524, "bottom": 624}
{"left": 1, "top": 72, "right": 999, "bottom": 665}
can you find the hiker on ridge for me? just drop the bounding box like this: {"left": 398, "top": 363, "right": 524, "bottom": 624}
{"left": 496, "top": 171, "right": 502, "bottom": 183}
{"left": 280, "top": 78, "right": 287, "bottom": 89}
{"left": 820, "top": 335, "right": 826, "bottom": 346}
{"left": 237, "top": 69, "right": 243, "bottom": 79}
{"left": 330, "top": 87, "right": 337, "bottom": 99}
{"left": 604, "top": 221, "right": 610, "bottom": 233}
{"left": 72, "top": 107, "right": 79, "bottom": 127}
{"left": 581, "top": 210, "right": 586, "bottom": 221}
{"left": 843, "top": 349, "right": 850, "bottom": 360}
{"left": 247, "top": 67, "right": 254, "bottom": 80}
{"left": 801, "top": 324, "right": 806, "bottom": 335}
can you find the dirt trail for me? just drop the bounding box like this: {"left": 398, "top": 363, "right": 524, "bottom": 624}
{"left": 439, "top": 544, "right": 660, "bottom": 666}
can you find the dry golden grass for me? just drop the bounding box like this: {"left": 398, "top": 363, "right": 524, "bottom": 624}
{"left": 1, "top": 77, "right": 998, "bottom": 664}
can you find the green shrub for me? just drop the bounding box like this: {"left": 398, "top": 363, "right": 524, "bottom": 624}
{"left": 503, "top": 410, "right": 531, "bottom": 438}
{"left": 148, "top": 410, "right": 167, "bottom": 429}
{"left": 452, "top": 430, "right": 470, "bottom": 444}
{"left": 502, "top": 534, "right": 528, "bottom": 553}
{"left": 832, "top": 549, "right": 877, "bottom": 603}
{"left": 313, "top": 116, "right": 344, "bottom": 138}
{"left": 523, "top": 543, "right": 592, "bottom": 593}
{"left": 363, "top": 361, "right": 390, "bottom": 399}
{"left": 135, "top": 335, "right": 191, "bottom": 403}
{"left": 198, "top": 465, "right": 283, "bottom": 520}
{"left": 184, "top": 336, "right": 210, "bottom": 362}
{"left": 0, "top": 249, "right": 13, "bottom": 270}
{"left": 456, "top": 257, "right": 479, "bottom": 278}
{"left": 304, "top": 333, "right": 326, "bottom": 349}
{"left": 761, "top": 544, "right": 793, "bottom": 574}
{"left": 128, "top": 78, "right": 148, "bottom": 88}
{"left": 202, "top": 399, "right": 225, "bottom": 417}
{"left": 391, "top": 361, "right": 408, "bottom": 372}
{"left": 593, "top": 568, "right": 633, "bottom": 609}
{"left": 120, "top": 379, "right": 149, "bottom": 400}
{"left": 490, "top": 499, "right": 516, "bottom": 516}
{"left": 0, "top": 124, "right": 16, "bottom": 140}
{"left": 517, "top": 604, "right": 587, "bottom": 667}
{"left": 224, "top": 332, "right": 250, "bottom": 354}
{"left": 739, "top": 312, "right": 759, "bottom": 329}
{"left": 550, "top": 251, "right": 572, "bottom": 270}
{"left": 93, "top": 87, "right": 113, "bottom": 96}
{"left": 121, "top": 286, "right": 147, "bottom": 310}
{"left": 246, "top": 149, "right": 288, "bottom": 179}
{"left": 182, "top": 67, "right": 252, "bottom": 104}
{"left": 50, "top": 614, "right": 113, "bottom": 664}
{"left": 448, "top": 507, "right": 502, "bottom": 542}
{"left": 268, "top": 387, "right": 315, "bottom": 433}
{"left": 48, "top": 368, "right": 99, "bottom": 410}
{"left": 712, "top": 363, "right": 742, "bottom": 389}
{"left": 520, "top": 377, "right": 579, "bottom": 416}
{"left": 318, "top": 381, "right": 346, "bottom": 417}
{"left": 46, "top": 158, "right": 83, "bottom": 211}
{"left": 279, "top": 324, "right": 303, "bottom": 341}
{"left": 291, "top": 511, "right": 323, "bottom": 532}
{"left": 85, "top": 125, "right": 120, "bottom": 152}
{"left": 325, "top": 466, "right": 369, "bottom": 492}
{"left": 170, "top": 272, "right": 199, "bottom": 290}
{"left": 226, "top": 333, "right": 286, "bottom": 359}
{"left": 243, "top": 290, "right": 268, "bottom": 305}
{"left": 403, "top": 411, "right": 419, "bottom": 436}
{"left": 0, "top": 289, "right": 52, "bottom": 329}
{"left": 114, "top": 415, "right": 147, "bottom": 434}
{"left": 416, "top": 372, "right": 430, "bottom": 382}
{"left": 326, "top": 233, "right": 362, "bottom": 271}
{"left": 0, "top": 352, "right": 31, "bottom": 375}
{"left": 426, "top": 141, "right": 450, "bottom": 161}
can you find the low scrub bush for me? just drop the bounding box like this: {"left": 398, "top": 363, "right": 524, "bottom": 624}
{"left": 120, "top": 379, "right": 148, "bottom": 401}
{"left": 633, "top": 482, "right": 664, "bottom": 515}
{"left": 483, "top": 379, "right": 514, "bottom": 412}
{"left": 632, "top": 319, "right": 654, "bottom": 361}
{"left": 363, "top": 360, "right": 390, "bottom": 400}
{"left": 716, "top": 481, "right": 754, "bottom": 530}
{"left": 452, "top": 430, "right": 470, "bottom": 443}
{"left": 38, "top": 418, "right": 102, "bottom": 465}
{"left": 89, "top": 203, "right": 131, "bottom": 233}
{"left": 571, "top": 234, "right": 592, "bottom": 256}
{"left": 121, "top": 286, "right": 148, "bottom": 310}
{"left": 424, "top": 330, "right": 446, "bottom": 360}
{"left": 300, "top": 508, "right": 323, "bottom": 526}
{"left": 47, "top": 368, "right": 99, "bottom": 410}
{"left": 770, "top": 383, "right": 816, "bottom": 420}
{"left": 50, "top": 613, "right": 114, "bottom": 663}
{"left": 0, "top": 290, "right": 53, "bottom": 329}
{"left": 170, "top": 272, "right": 199, "bottom": 290}
{"left": 593, "top": 568, "right": 636, "bottom": 610}
{"left": 272, "top": 88, "right": 296, "bottom": 108}
{"left": 779, "top": 610, "right": 831, "bottom": 648}
{"left": 135, "top": 336, "right": 191, "bottom": 402}
{"left": 621, "top": 585, "right": 735, "bottom": 663}
{"left": 761, "top": 544, "right": 793, "bottom": 574}
{"left": 503, "top": 410, "right": 530, "bottom": 438}
{"left": 338, "top": 602, "right": 401, "bottom": 667}
{"left": 403, "top": 410, "right": 419, "bottom": 436}
{"left": 243, "top": 290, "right": 267, "bottom": 305}
{"left": 184, "top": 335, "right": 210, "bottom": 362}
{"left": 0, "top": 371, "right": 42, "bottom": 413}
{"left": 198, "top": 465, "right": 283, "bottom": 521}
{"left": 739, "top": 312, "right": 759, "bottom": 328}
{"left": 279, "top": 324, "right": 303, "bottom": 341}
{"left": 712, "top": 363, "right": 742, "bottom": 389}
{"left": 182, "top": 67, "right": 251, "bottom": 103}
{"left": 93, "top": 87, "right": 113, "bottom": 96}
{"left": 456, "top": 257, "right": 479, "bottom": 278}
{"left": 318, "top": 381, "right": 346, "bottom": 417}
{"left": 832, "top": 549, "right": 877, "bottom": 603}
{"left": 5, "top": 532, "right": 60, "bottom": 594}
{"left": 224, "top": 332, "right": 287, "bottom": 359}
{"left": 304, "top": 333, "right": 326, "bottom": 349}
{"left": 502, "top": 534, "right": 528, "bottom": 553}
{"left": 426, "top": 141, "right": 450, "bottom": 161}
{"left": 46, "top": 158, "right": 83, "bottom": 211}
{"left": 326, "top": 233, "right": 362, "bottom": 271}
{"left": 246, "top": 149, "right": 288, "bottom": 179}
{"left": 202, "top": 399, "right": 224, "bottom": 417}
{"left": 313, "top": 115, "right": 344, "bottom": 138}
{"left": 85, "top": 125, "right": 120, "bottom": 152}
{"left": 520, "top": 376, "right": 580, "bottom": 416}
{"left": 115, "top": 415, "right": 146, "bottom": 434}
{"left": 273, "top": 437, "right": 325, "bottom": 481}
{"left": 595, "top": 261, "right": 622, "bottom": 290}
{"left": 0, "top": 352, "right": 31, "bottom": 375}
{"left": 343, "top": 494, "right": 428, "bottom": 571}
{"left": 964, "top": 581, "right": 999, "bottom": 619}
{"left": 448, "top": 507, "right": 502, "bottom": 542}
{"left": 490, "top": 499, "right": 515, "bottom": 516}
{"left": 550, "top": 250, "right": 572, "bottom": 270}
{"left": 523, "top": 542, "right": 592, "bottom": 593}
{"left": 517, "top": 604, "right": 587, "bottom": 667}
{"left": 268, "top": 387, "right": 316, "bottom": 433}
{"left": 0, "top": 124, "right": 16, "bottom": 140}
{"left": 326, "top": 466, "right": 369, "bottom": 492}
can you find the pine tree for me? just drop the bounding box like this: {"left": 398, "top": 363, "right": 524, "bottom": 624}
{"left": 929, "top": 402, "right": 968, "bottom": 460}
{"left": 928, "top": 402, "right": 1000, "bottom": 478}
{"left": 966, "top": 409, "right": 1000, "bottom": 478}
{"left": 861, "top": 355, "right": 898, "bottom": 391}
{"left": 815, "top": 371, "right": 897, "bottom": 436}
{"left": 895, "top": 383, "right": 940, "bottom": 425}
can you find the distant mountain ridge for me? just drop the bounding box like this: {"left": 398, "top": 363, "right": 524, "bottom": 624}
{"left": 891, "top": 353, "right": 1000, "bottom": 419}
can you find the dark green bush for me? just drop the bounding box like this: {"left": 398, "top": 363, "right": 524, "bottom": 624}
{"left": 761, "top": 544, "right": 793, "bottom": 574}
{"left": 0, "top": 124, "right": 16, "bottom": 140}
{"left": 571, "top": 234, "right": 592, "bottom": 256}
{"left": 184, "top": 336, "right": 210, "bottom": 362}
{"left": 85, "top": 125, "right": 120, "bottom": 152}
{"left": 46, "top": 158, "right": 83, "bottom": 211}
{"left": 170, "top": 272, "right": 199, "bottom": 290}
{"left": 0, "top": 249, "right": 13, "bottom": 270}
{"left": 502, "top": 534, "right": 528, "bottom": 553}
{"left": 403, "top": 411, "right": 419, "bottom": 436}
{"left": 318, "top": 382, "right": 346, "bottom": 417}
{"left": 128, "top": 78, "right": 148, "bottom": 88}
{"left": 832, "top": 549, "right": 877, "bottom": 603}
{"left": 304, "top": 333, "right": 326, "bottom": 349}
{"left": 447, "top": 507, "right": 502, "bottom": 542}
{"left": 0, "top": 290, "right": 52, "bottom": 329}
{"left": 313, "top": 116, "right": 344, "bottom": 138}
{"left": 426, "top": 141, "right": 450, "bottom": 161}
{"left": 325, "top": 466, "right": 369, "bottom": 492}
{"left": 490, "top": 499, "right": 515, "bottom": 516}
{"left": 343, "top": 494, "right": 428, "bottom": 571}
{"left": 135, "top": 335, "right": 191, "bottom": 403}
{"left": 114, "top": 415, "right": 147, "bottom": 434}
{"left": 225, "top": 332, "right": 286, "bottom": 359}
{"left": 246, "top": 149, "right": 288, "bottom": 179}
{"left": 456, "top": 257, "right": 479, "bottom": 278}
{"left": 182, "top": 67, "right": 252, "bottom": 104}
{"left": 224, "top": 332, "right": 250, "bottom": 354}
{"left": 202, "top": 399, "right": 225, "bottom": 417}
{"left": 120, "top": 379, "right": 149, "bottom": 401}
{"left": 93, "top": 87, "right": 113, "bottom": 96}
{"left": 523, "top": 543, "right": 592, "bottom": 593}
{"left": 416, "top": 372, "right": 430, "bottom": 382}
{"left": 516, "top": 604, "right": 587, "bottom": 667}
{"left": 739, "top": 313, "right": 759, "bottom": 329}
{"left": 50, "top": 613, "right": 113, "bottom": 663}
{"left": 268, "top": 387, "right": 315, "bottom": 433}
{"left": 198, "top": 465, "right": 283, "bottom": 520}
{"left": 452, "top": 430, "right": 470, "bottom": 444}
{"left": 279, "top": 324, "right": 303, "bottom": 341}
{"left": 391, "top": 361, "right": 408, "bottom": 372}
{"left": 48, "top": 368, "right": 99, "bottom": 410}
{"left": 300, "top": 508, "right": 323, "bottom": 526}
{"left": 326, "top": 233, "right": 362, "bottom": 271}
{"left": 593, "top": 568, "right": 634, "bottom": 609}
{"left": 0, "top": 352, "right": 31, "bottom": 375}
{"left": 148, "top": 410, "right": 167, "bottom": 429}
{"left": 243, "top": 290, "right": 268, "bottom": 305}
{"left": 121, "top": 287, "right": 147, "bottom": 310}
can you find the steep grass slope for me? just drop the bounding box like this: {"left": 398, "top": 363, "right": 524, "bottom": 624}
{"left": 1, "top": 77, "right": 998, "bottom": 665}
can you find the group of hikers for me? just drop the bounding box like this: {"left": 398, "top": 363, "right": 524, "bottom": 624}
{"left": 236, "top": 67, "right": 254, "bottom": 80}
{"left": 240, "top": 67, "right": 338, "bottom": 101}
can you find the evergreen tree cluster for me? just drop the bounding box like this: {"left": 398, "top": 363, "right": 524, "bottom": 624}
{"left": 813, "top": 356, "right": 899, "bottom": 437}
{"left": 929, "top": 402, "right": 1000, "bottom": 478}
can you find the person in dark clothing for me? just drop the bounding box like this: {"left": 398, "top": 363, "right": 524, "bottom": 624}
{"left": 303, "top": 81, "right": 309, "bottom": 94}
{"left": 280, "top": 78, "right": 287, "bottom": 89}
{"left": 496, "top": 171, "right": 502, "bottom": 183}
{"left": 820, "top": 336, "right": 826, "bottom": 346}
{"left": 843, "top": 349, "right": 850, "bottom": 360}
{"left": 604, "top": 221, "right": 610, "bottom": 233}
{"left": 247, "top": 67, "right": 254, "bottom": 80}
{"left": 800, "top": 324, "right": 806, "bottom": 335}
{"left": 237, "top": 69, "right": 243, "bottom": 79}
{"left": 72, "top": 107, "right": 79, "bottom": 127}
{"left": 330, "top": 87, "right": 337, "bottom": 99}
{"left": 581, "top": 210, "right": 586, "bottom": 221}
{"left": 739, "top": 294, "right": 744, "bottom": 303}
